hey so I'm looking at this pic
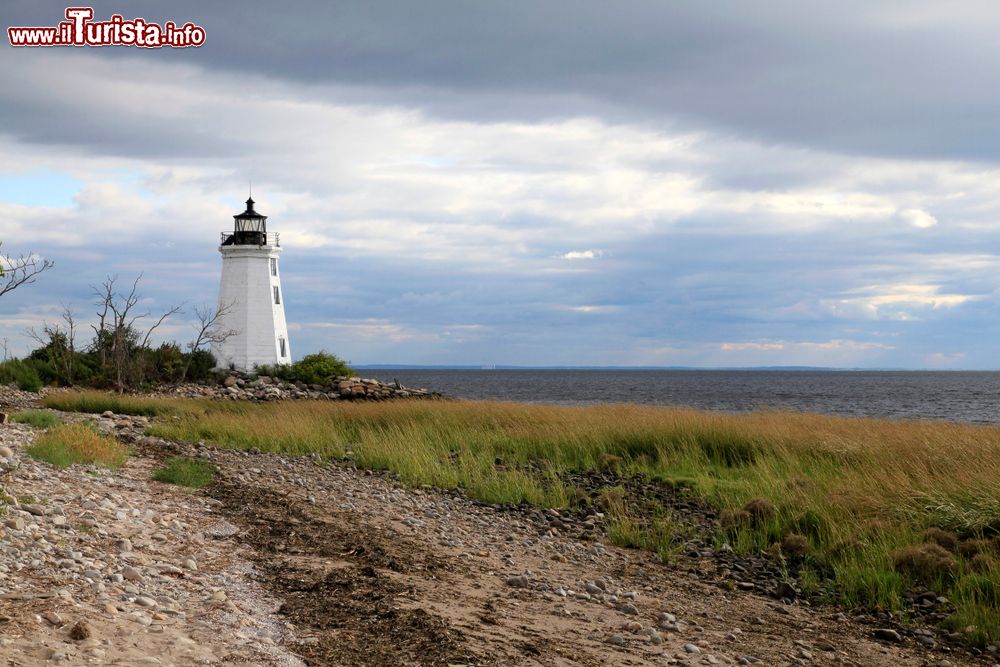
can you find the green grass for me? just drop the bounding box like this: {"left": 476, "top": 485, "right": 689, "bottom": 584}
{"left": 152, "top": 457, "right": 216, "bottom": 488}
{"left": 9, "top": 410, "right": 59, "bottom": 428}
{"left": 27, "top": 423, "right": 126, "bottom": 469}
{"left": 44, "top": 390, "right": 176, "bottom": 417}
{"left": 47, "top": 390, "right": 1000, "bottom": 645}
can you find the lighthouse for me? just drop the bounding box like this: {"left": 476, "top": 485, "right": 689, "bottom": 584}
{"left": 212, "top": 196, "right": 292, "bottom": 371}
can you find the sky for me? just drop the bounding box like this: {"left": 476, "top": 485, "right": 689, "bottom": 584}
{"left": 2, "top": 1, "right": 1000, "bottom": 368}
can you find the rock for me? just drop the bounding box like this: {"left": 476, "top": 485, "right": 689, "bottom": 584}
{"left": 873, "top": 628, "right": 902, "bottom": 643}
{"left": 773, "top": 581, "right": 797, "bottom": 600}
{"left": 607, "top": 634, "right": 626, "bottom": 646}
{"left": 506, "top": 574, "right": 530, "bottom": 588}
{"left": 0, "top": 413, "right": 7, "bottom": 424}
{"left": 51, "top": 515, "right": 67, "bottom": 528}
{"left": 4, "top": 517, "right": 24, "bottom": 530}
{"left": 135, "top": 596, "right": 157, "bottom": 608}
{"left": 814, "top": 639, "right": 836, "bottom": 652}
{"left": 69, "top": 620, "right": 91, "bottom": 640}
{"left": 43, "top": 611, "right": 63, "bottom": 626}
{"left": 122, "top": 566, "right": 143, "bottom": 583}
{"left": 620, "top": 603, "right": 639, "bottom": 615}
{"left": 22, "top": 504, "right": 47, "bottom": 516}
{"left": 0, "top": 446, "right": 13, "bottom": 457}
{"left": 683, "top": 643, "right": 702, "bottom": 654}
{"left": 182, "top": 558, "right": 197, "bottom": 570}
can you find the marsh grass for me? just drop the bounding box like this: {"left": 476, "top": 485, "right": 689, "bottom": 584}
{"left": 10, "top": 410, "right": 59, "bottom": 428}
{"left": 44, "top": 391, "right": 174, "bottom": 417}
{"left": 152, "top": 457, "right": 216, "bottom": 489}
{"left": 46, "top": 391, "right": 1000, "bottom": 643}
{"left": 27, "top": 423, "right": 126, "bottom": 469}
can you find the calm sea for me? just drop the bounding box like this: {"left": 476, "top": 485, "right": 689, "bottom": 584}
{"left": 359, "top": 369, "right": 1000, "bottom": 425}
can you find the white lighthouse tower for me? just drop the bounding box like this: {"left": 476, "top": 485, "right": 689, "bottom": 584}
{"left": 212, "top": 196, "right": 292, "bottom": 371}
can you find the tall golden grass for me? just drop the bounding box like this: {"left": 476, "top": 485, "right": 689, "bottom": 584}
{"left": 27, "top": 422, "right": 127, "bottom": 469}
{"left": 44, "top": 391, "right": 1000, "bottom": 643}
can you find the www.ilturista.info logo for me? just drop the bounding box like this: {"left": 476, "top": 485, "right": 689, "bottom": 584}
{"left": 8, "top": 7, "right": 206, "bottom": 48}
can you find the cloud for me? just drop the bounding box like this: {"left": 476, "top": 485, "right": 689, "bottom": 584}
{"left": 924, "top": 352, "right": 966, "bottom": 367}
{"left": 828, "top": 284, "right": 976, "bottom": 320}
{"left": 4, "top": 10, "right": 1000, "bottom": 368}
{"left": 898, "top": 208, "right": 938, "bottom": 228}
{"left": 561, "top": 250, "right": 603, "bottom": 260}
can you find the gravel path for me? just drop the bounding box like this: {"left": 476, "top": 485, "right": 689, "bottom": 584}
{"left": 0, "top": 395, "right": 993, "bottom": 666}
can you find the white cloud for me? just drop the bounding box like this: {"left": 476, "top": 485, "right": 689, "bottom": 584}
{"left": 561, "top": 250, "right": 603, "bottom": 260}
{"left": 898, "top": 207, "right": 938, "bottom": 228}
{"left": 828, "top": 283, "right": 976, "bottom": 320}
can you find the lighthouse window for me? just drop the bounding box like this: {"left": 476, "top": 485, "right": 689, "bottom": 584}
{"left": 273, "top": 286, "right": 281, "bottom": 304}
{"left": 279, "top": 337, "right": 287, "bottom": 357}
{"left": 270, "top": 258, "right": 277, "bottom": 276}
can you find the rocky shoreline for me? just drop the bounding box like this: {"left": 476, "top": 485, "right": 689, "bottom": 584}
{"left": 154, "top": 372, "right": 444, "bottom": 402}
{"left": 0, "top": 386, "right": 996, "bottom": 666}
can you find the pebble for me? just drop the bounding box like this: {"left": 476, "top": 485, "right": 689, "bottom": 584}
{"left": 683, "top": 643, "right": 702, "bottom": 654}
{"left": 874, "top": 628, "right": 903, "bottom": 643}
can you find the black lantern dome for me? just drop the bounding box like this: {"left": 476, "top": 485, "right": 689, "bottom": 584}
{"left": 222, "top": 197, "right": 270, "bottom": 246}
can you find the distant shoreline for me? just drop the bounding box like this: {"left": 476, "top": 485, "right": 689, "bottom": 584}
{"left": 356, "top": 365, "right": 993, "bottom": 372}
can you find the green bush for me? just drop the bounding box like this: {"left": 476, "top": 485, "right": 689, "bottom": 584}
{"left": 255, "top": 351, "right": 353, "bottom": 386}
{"left": 184, "top": 349, "right": 217, "bottom": 383}
{"left": 0, "top": 359, "right": 43, "bottom": 392}
{"left": 290, "top": 351, "right": 353, "bottom": 385}
{"left": 10, "top": 410, "right": 59, "bottom": 428}
{"left": 152, "top": 457, "right": 216, "bottom": 488}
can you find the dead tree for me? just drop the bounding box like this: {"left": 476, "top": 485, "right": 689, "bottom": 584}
{"left": 26, "top": 303, "right": 78, "bottom": 385}
{"left": 0, "top": 244, "right": 53, "bottom": 299}
{"left": 181, "top": 302, "right": 238, "bottom": 381}
{"left": 90, "top": 274, "right": 183, "bottom": 390}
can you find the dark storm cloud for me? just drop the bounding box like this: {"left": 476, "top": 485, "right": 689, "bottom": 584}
{"left": 7, "top": 0, "right": 1000, "bottom": 161}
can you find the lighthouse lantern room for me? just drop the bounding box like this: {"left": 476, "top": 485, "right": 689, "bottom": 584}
{"left": 213, "top": 196, "right": 292, "bottom": 371}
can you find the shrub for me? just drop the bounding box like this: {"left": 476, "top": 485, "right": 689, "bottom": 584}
{"left": 27, "top": 423, "right": 126, "bottom": 469}
{"left": 0, "top": 359, "right": 43, "bottom": 392}
{"left": 923, "top": 527, "right": 960, "bottom": 552}
{"left": 958, "top": 539, "right": 996, "bottom": 558}
{"left": 597, "top": 453, "right": 624, "bottom": 471}
{"left": 184, "top": 349, "right": 217, "bottom": 383}
{"left": 719, "top": 508, "right": 752, "bottom": 530}
{"left": 781, "top": 533, "right": 810, "bottom": 559}
{"left": 270, "top": 352, "right": 354, "bottom": 385}
{"left": 968, "top": 553, "right": 996, "bottom": 574}
{"left": 892, "top": 543, "right": 956, "bottom": 584}
{"left": 742, "top": 497, "right": 776, "bottom": 525}
{"left": 152, "top": 457, "right": 216, "bottom": 489}
{"left": 9, "top": 410, "right": 59, "bottom": 429}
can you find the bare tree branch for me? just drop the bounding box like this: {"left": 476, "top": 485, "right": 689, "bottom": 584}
{"left": 88, "top": 274, "right": 183, "bottom": 391}
{"left": 139, "top": 303, "right": 184, "bottom": 350}
{"left": 0, "top": 245, "right": 53, "bottom": 299}
{"left": 182, "top": 301, "right": 239, "bottom": 381}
